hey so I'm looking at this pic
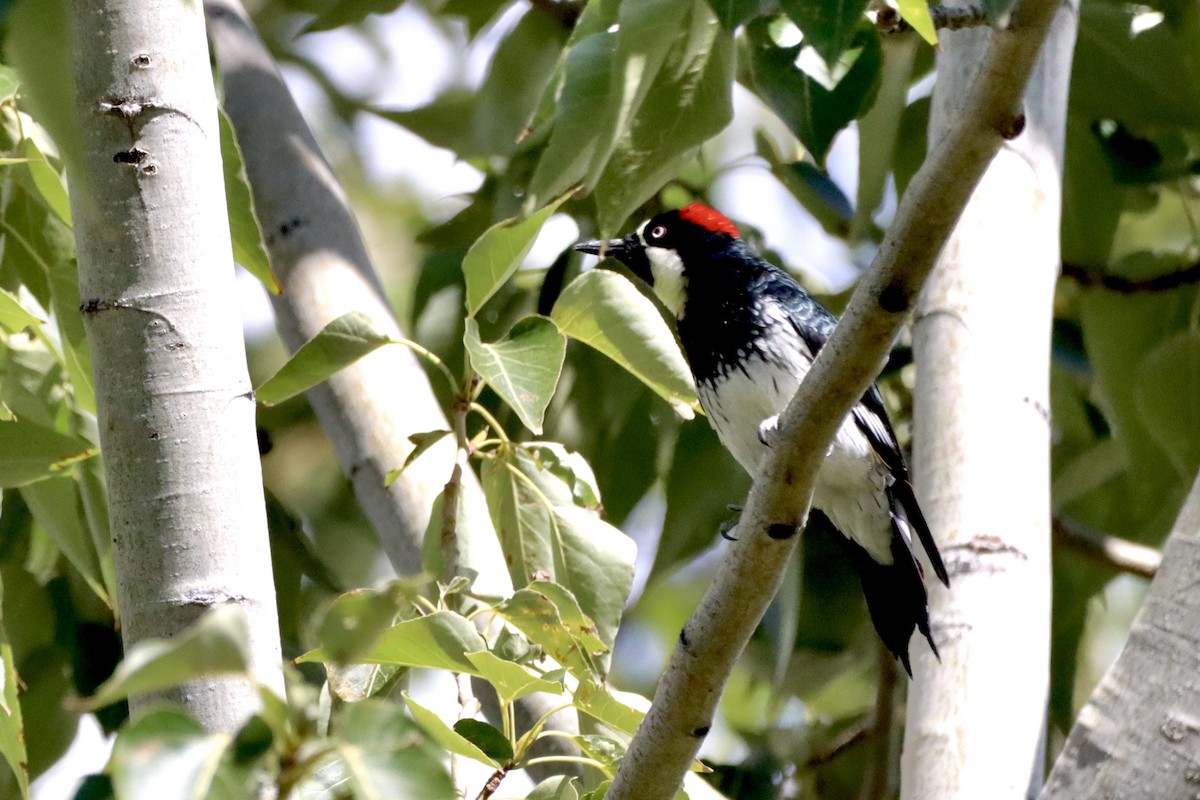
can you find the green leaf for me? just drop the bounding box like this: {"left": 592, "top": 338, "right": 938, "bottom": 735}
{"left": 0, "top": 420, "right": 95, "bottom": 488}
{"left": 493, "top": 585, "right": 607, "bottom": 681}
{"left": 592, "top": 4, "right": 735, "bottom": 233}
{"left": 313, "top": 584, "right": 418, "bottom": 663}
{"left": 551, "top": 270, "right": 698, "bottom": 418}
{"left": 528, "top": 776, "right": 581, "bottom": 800}
{"left": 337, "top": 700, "right": 456, "bottom": 800}
{"left": 780, "top": 0, "right": 872, "bottom": 66}
{"left": 572, "top": 678, "right": 647, "bottom": 735}
{"left": 1134, "top": 332, "right": 1200, "bottom": 480}
{"left": 465, "top": 317, "right": 566, "bottom": 434}
{"left": 464, "top": 650, "right": 563, "bottom": 706}
{"left": 482, "top": 448, "right": 635, "bottom": 650}
{"left": 255, "top": 311, "right": 393, "bottom": 405}
{"left": 403, "top": 694, "right": 502, "bottom": 768}
{"left": 1071, "top": 4, "right": 1200, "bottom": 129}
{"left": 0, "top": 67, "right": 19, "bottom": 105}
{"left": 325, "top": 662, "right": 402, "bottom": 704}
{"left": 703, "top": 0, "right": 761, "bottom": 29}
{"left": 572, "top": 734, "right": 625, "bottom": 777}
{"left": 386, "top": 429, "right": 452, "bottom": 485}
{"left": 0, "top": 289, "right": 42, "bottom": 332}
{"left": 756, "top": 131, "right": 853, "bottom": 237}
{"left": 453, "top": 719, "right": 514, "bottom": 764}
{"left": 218, "top": 111, "right": 278, "bottom": 295}
{"left": 20, "top": 139, "right": 70, "bottom": 228}
{"left": 79, "top": 606, "right": 250, "bottom": 710}
{"left": 302, "top": 0, "right": 405, "bottom": 32}
{"left": 0, "top": 575, "right": 29, "bottom": 800}
{"left": 372, "top": 91, "right": 479, "bottom": 156}
{"left": 19, "top": 477, "right": 108, "bottom": 604}
{"left": 895, "top": 0, "right": 938, "bottom": 45}
{"left": 298, "top": 610, "right": 487, "bottom": 675}
{"left": 745, "top": 22, "right": 881, "bottom": 164}
{"left": 110, "top": 710, "right": 229, "bottom": 800}
{"left": 463, "top": 196, "right": 569, "bottom": 316}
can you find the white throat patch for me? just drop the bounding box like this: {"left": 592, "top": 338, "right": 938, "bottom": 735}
{"left": 637, "top": 220, "right": 687, "bottom": 318}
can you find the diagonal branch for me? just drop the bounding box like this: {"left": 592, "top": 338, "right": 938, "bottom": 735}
{"left": 604, "top": 1, "right": 1061, "bottom": 797}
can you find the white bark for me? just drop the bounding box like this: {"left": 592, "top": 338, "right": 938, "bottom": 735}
{"left": 204, "top": 0, "right": 503, "bottom": 584}
{"left": 901, "top": 4, "right": 1078, "bottom": 798}
{"left": 604, "top": 1, "right": 1061, "bottom": 797}
{"left": 68, "top": 0, "right": 283, "bottom": 730}
{"left": 1040, "top": 471, "right": 1200, "bottom": 800}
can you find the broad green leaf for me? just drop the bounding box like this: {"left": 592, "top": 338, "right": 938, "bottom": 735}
{"left": 110, "top": 710, "right": 229, "bottom": 800}
{"left": 465, "top": 317, "right": 566, "bottom": 434}
{"left": 780, "top": 0, "right": 872, "bottom": 66}
{"left": 386, "top": 429, "right": 451, "bottom": 485}
{"left": 218, "top": 111, "right": 278, "bottom": 294}
{"left": 454, "top": 719, "right": 513, "bottom": 764}
{"left": 522, "top": 442, "right": 602, "bottom": 510}
{"left": 592, "top": 6, "right": 735, "bottom": 233}
{"left": 337, "top": 700, "right": 455, "bottom": 800}
{"left": 302, "top": 0, "right": 404, "bottom": 32}
{"left": 756, "top": 131, "right": 853, "bottom": 238}
{"left": 403, "top": 694, "right": 502, "bottom": 768}
{"left": 551, "top": 270, "right": 698, "bottom": 417}
{"left": 325, "top": 662, "right": 402, "bottom": 704}
{"left": 528, "top": 776, "right": 580, "bottom": 800}
{"left": 0, "top": 420, "right": 95, "bottom": 488}
{"left": 0, "top": 289, "right": 42, "bottom": 332}
{"left": 1134, "top": 332, "right": 1200, "bottom": 480}
{"left": 372, "top": 91, "right": 478, "bottom": 156}
{"left": 572, "top": 678, "right": 647, "bottom": 735}
{"left": 313, "top": 584, "right": 418, "bottom": 663}
{"left": 652, "top": 419, "right": 750, "bottom": 579}
{"left": 572, "top": 734, "right": 625, "bottom": 777}
{"left": 1071, "top": 4, "right": 1200, "bottom": 129}
{"left": 80, "top": 605, "right": 250, "bottom": 710}
{"left": 298, "top": 610, "right": 487, "bottom": 675}
{"left": 0, "top": 66, "right": 19, "bottom": 105}
{"left": 255, "top": 311, "right": 393, "bottom": 405}
{"left": 526, "top": 32, "right": 616, "bottom": 207}
{"left": 464, "top": 650, "right": 563, "bottom": 706}
{"left": 463, "top": 196, "right": 569, "bottom": 316}
{"left": 896, "top": 0, "right": 938, "bottom": 45}
{"left": 745, "top": 22, "right": 881, "bottom": 164}
{"left": 493, "top": 585, "right": 606, "bottom": 680}
{"left": 853, "top": 35, "right": 916, "bottom": 239}
{"left": 20, "top": 139, "right": 70, "bottom": 227}
{"left": 19, "top": 477, "right": 108, "bottom": 603}
{"left": 482, "top": 448, "right": 635, "bottom": 650}
{"left": 0, "top": 575, "right": 29, "bottom": 800}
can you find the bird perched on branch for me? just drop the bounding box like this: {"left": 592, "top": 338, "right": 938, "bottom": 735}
{"left": 575, "top": 203, "right": 948, "bottom": 674}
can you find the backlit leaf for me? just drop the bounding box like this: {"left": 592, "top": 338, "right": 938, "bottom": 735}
{"left": 465, "top": 317, "right": 566, "bottom": 434}
{"left": 403, "top": 694, "right": 502, "bottom": 768}
{"left": 0, "top": 420, "right": 95, "bottom": 488}
{"left": 110, "top": 711, "right": 228, "bottom": 800}
{"left": 218, "top": 111, "right": 278, "bottom": 294}
{"left": 298, "top": 610, "right": 487, "bottom": 675}
{"left": 255, "top": 311, "right": 393, "bottom": 405}
{"left": 463, "top": 196, "right": 569, "bottom": 316}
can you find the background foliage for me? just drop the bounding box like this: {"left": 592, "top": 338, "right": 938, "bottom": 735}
{"left": 0, "top": 0, "right": 1197, "bottom": 797}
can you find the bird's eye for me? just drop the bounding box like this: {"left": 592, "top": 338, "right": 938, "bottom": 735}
{"left": 648, "top": 224, "right": 667, "bottom": 240}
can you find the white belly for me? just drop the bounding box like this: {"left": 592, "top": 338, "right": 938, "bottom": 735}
{"left": 698, "top": 355, "right": 894, "bottom": 565}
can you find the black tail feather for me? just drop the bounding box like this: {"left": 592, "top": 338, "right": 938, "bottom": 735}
{"left": 887, "top": 479, "right": 949, "bottom": 587}
{"left": 839, "top": 527, "right": 939, "bottom": 676}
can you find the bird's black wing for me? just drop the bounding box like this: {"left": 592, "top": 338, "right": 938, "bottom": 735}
{"left": 768, "top": 265, "right": 950, "bottom": 587}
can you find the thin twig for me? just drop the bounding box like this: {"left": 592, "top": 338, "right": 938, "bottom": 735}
{"left": 1059, "top": 260, "right": 1200, "bottom": 294}
{"left": 474, "top": 768, "right": 507, "bottom": 800}
{"left": 1052, "top": 518, "right": 1160, "bottom": 579}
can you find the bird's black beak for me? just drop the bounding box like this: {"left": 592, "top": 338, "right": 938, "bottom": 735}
{"left": 573, "top": 234, "right": 652, "bottom": 285}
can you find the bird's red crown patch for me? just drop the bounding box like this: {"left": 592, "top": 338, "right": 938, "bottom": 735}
{"left": 679, "top": 204, "right": 740, "bottom": 239}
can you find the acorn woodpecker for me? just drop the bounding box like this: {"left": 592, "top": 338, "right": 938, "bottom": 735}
{"left": 575, "top": 203, "right": 948, "bottom": 674}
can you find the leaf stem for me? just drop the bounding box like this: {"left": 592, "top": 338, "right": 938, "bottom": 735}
{"left": 521, "top": 755, "right": 606, "bottom": 770}
{"left": 470, "top": 402, "right": 510, "bottom": 444}
{"left": 389, "top": 336, "right": 458, "bottom": 391}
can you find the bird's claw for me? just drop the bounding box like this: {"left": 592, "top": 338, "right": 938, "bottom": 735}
{"left": 720, "top": 505, "right": 743, "bottom": 540}
{"left": 757, "top": 415, "right": 780, "bottom": 448}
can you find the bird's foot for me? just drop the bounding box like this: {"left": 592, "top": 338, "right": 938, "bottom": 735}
{"left": 757, "top": 415, "right": 781, "bottom": 448}
{"left": 720, "top": 504, "right": 743, "bottom": 540}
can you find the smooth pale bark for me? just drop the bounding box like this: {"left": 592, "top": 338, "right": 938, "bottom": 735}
{"left": 68, "top": 0, "right": 283, "bottom": 730}
{"left": 1040, "top": 471, "right": 1200, "bottom": 799}
{"left": 204, "top": 0, "right": 504, "bottom": 585}
{"left": 901, "top": 3, "right": 1078, "bottom": 798}
{"left": 605, "top": 1, "right": 1061, "bottom": 797}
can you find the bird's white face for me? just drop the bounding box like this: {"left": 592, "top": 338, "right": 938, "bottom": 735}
{"left": 638, "top": 220, "right": 687, "bottom": 318}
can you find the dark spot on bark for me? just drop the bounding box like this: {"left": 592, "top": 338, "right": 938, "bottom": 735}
{"left": 691, "top": 726, "right": 710, "bottom": 738}
{"left": 999, "top": 112, "right": 1026, "bottom": 140}
{"left": 257, "top": 428, "right": 273, "bottom": 455}
{"left": 149, "top": 431, "right": 160, "bottom": 440}
{"left": 141, "top": 164, "right": 158, "bottom": 176}
{"left": 278, "top": 217, "right": 305, "bottom": 238}
{"left": 113, "top": 147, "right": 149, "bottom": 165}
{"left": 80, "top": 298, "right": 102, "bottom": 315}
{"left": 768, "top": 523, "right": 797, "bottom": 540}
{"left": 1073, "top": 737, "right": 1110, "bottom": 769}
{"left": 132, "top": 54, "right": 152, "bottom": 68}
{"left": 678, "top": 627, "right": 689, "bottom": 648}
{"left": 879, "top": 282, "right": 909, "bottom": 314}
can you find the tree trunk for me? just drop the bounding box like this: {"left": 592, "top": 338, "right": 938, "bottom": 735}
{"left": 68, "top": 0, "right": 283, "bottom": 730}
{"left": 1039, "top": 470, "right": 1200, "bottom": 800}
{"left": 901, "top": 3, "right": 1078, "bottom": 797}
